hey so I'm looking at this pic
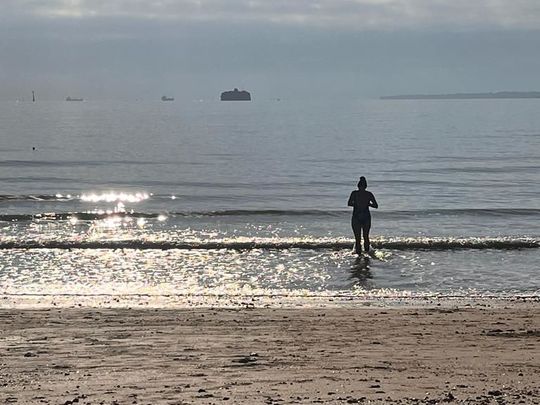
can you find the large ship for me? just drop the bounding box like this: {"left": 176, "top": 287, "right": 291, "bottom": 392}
{"left": 161, "top": 96, "right": 174, "bottom": 101}
{"left": 66, "top": 96, "right": 84, "bottom": 102}
{"left": 220, "top": 88, "right": 251, "bottom": 101}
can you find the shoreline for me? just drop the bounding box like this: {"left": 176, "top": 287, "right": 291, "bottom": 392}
{"left": 1, "top": 293, "right": 539, "bottom": 309}
{"left": 1, "top": 301, "right": 539, "bottom": 404}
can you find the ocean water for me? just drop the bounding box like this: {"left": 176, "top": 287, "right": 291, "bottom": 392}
{"left": 0, "top": 98, "right": 539, "bottom": 305}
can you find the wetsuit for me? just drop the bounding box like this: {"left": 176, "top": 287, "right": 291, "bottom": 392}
{"left": 348, "top": 189, "right": 377, "bottom": 253}
{"left": 350, "top": 191, "right": 372, "bottom": 230}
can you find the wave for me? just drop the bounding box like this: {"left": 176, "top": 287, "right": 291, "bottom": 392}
{"left": 397, "top": 164, "right": 540, "bottom": 174}
{"left": 1, "top": 208, "right": 539, "bottom": 222}
{"left": 0, "top": 159, "right": 159, "bottom": 168}
{"left": 0, "top": 194, "right": 75, "bottom": 202}
{"left": 380, "top": 208, "right": 540, "bottom": 218}
{"left": 0, "top": 212, "right": 158, "bottom": 221}
{"left": 0, "top": 210, "right": 339, "bottom": 221}
{"left": 0, "top": 237, "right": 537, "bottom": 251}
{"left": 175, "top": 209, "right": 344, "bottom": 217}
{"left": 177, "top": 208, "right": 540, "bottom": 218}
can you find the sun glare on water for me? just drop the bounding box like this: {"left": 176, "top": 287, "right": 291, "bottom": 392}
{"left": 80, "top": 192, "right": 150, "bottom": 203}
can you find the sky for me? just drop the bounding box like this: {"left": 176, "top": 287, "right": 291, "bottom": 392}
{"left": 1, "top": 0, "right": 540, "bottom": 100}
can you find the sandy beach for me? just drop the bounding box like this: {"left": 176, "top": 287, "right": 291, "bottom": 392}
{"left": 1, "top": 301, "right": 539, "bottom": 404}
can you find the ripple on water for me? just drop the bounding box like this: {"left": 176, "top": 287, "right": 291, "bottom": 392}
{"left": 0, "top": 248, "right": 538, "bottom": 302}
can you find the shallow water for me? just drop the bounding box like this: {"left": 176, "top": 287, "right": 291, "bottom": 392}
{"left": 0, "top": 98, "right": 539, "bottom": 303}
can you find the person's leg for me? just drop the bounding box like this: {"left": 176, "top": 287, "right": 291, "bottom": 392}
{"left": 351, "top": 217, "right": 362, "bottom": 255}
{"left": 362, "top": 222, "right": 371, "bottom": 252}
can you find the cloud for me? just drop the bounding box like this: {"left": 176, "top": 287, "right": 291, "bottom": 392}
{"left": 1, "top": 1, "right": 540, "bottom": 100}
{"left": 3, "top": 0, "right": 540, "bottom": 30}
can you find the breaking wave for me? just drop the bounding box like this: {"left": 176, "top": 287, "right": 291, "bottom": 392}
{"left": 1, "top": 208, "right": 539, "bottom": 222}
{"left": 0, "top": 237, "right": 537, "bottom": 250}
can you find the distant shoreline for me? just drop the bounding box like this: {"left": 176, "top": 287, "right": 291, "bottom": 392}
{"left": 381, "top": 91, "right": 540, "bottom": 100}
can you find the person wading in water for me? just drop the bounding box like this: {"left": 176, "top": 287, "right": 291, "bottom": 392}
{"left": 348, "top": 176, "right": 378, "bottom": 255}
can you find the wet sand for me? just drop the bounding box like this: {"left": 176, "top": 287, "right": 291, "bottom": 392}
{"left": 0, "top": 302, "right": 539, "bottom": 404}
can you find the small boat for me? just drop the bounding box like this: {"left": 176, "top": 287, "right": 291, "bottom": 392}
{"left": 161, "top": 96, "right": 174, "bottom": 101}
{"left": 66, "top": 96, "right": 84, "bottom": 102}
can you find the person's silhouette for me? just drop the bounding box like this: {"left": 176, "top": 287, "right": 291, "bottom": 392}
{"left": 348, "top": 176, "right": 378, "bottom": 255}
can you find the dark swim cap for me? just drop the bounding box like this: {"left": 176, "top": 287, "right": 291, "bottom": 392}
{"left": 358, "top": 176, "right": 367, "bottom": 189}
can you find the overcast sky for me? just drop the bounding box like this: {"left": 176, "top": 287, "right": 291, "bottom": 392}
{"left": 1, "top": 0, "right": 539, "bottom": 100}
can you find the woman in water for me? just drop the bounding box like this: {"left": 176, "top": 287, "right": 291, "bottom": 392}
{"left": 348, "top": 176, "right": 378, "bottom": 255}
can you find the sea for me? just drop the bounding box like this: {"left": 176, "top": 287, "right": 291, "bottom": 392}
{"left": 0, "top": 98, "right": 539, "bottom": 307}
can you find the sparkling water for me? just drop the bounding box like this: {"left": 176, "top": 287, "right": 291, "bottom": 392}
{"left": 1, "top": 98, "right": 539, "bottom": 303}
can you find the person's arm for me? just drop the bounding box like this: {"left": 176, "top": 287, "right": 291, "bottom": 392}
{"left": 348, "top": 191, "right": 355, "bottom": 207}
{"left": 369, "top": 193, "right": 378, "bottom": 209}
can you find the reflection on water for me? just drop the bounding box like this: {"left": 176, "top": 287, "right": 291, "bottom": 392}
{"left": 349, "top": 256, "right": 374, "bottom": 289}
{"left": 0, "top": 189, "right": 538, "bottom": 301}
{"left": 1, "top": 100, "right": 539, "bottom": 308}
{"left": 0, "top": 247, "right": 538, "bottom": 300}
